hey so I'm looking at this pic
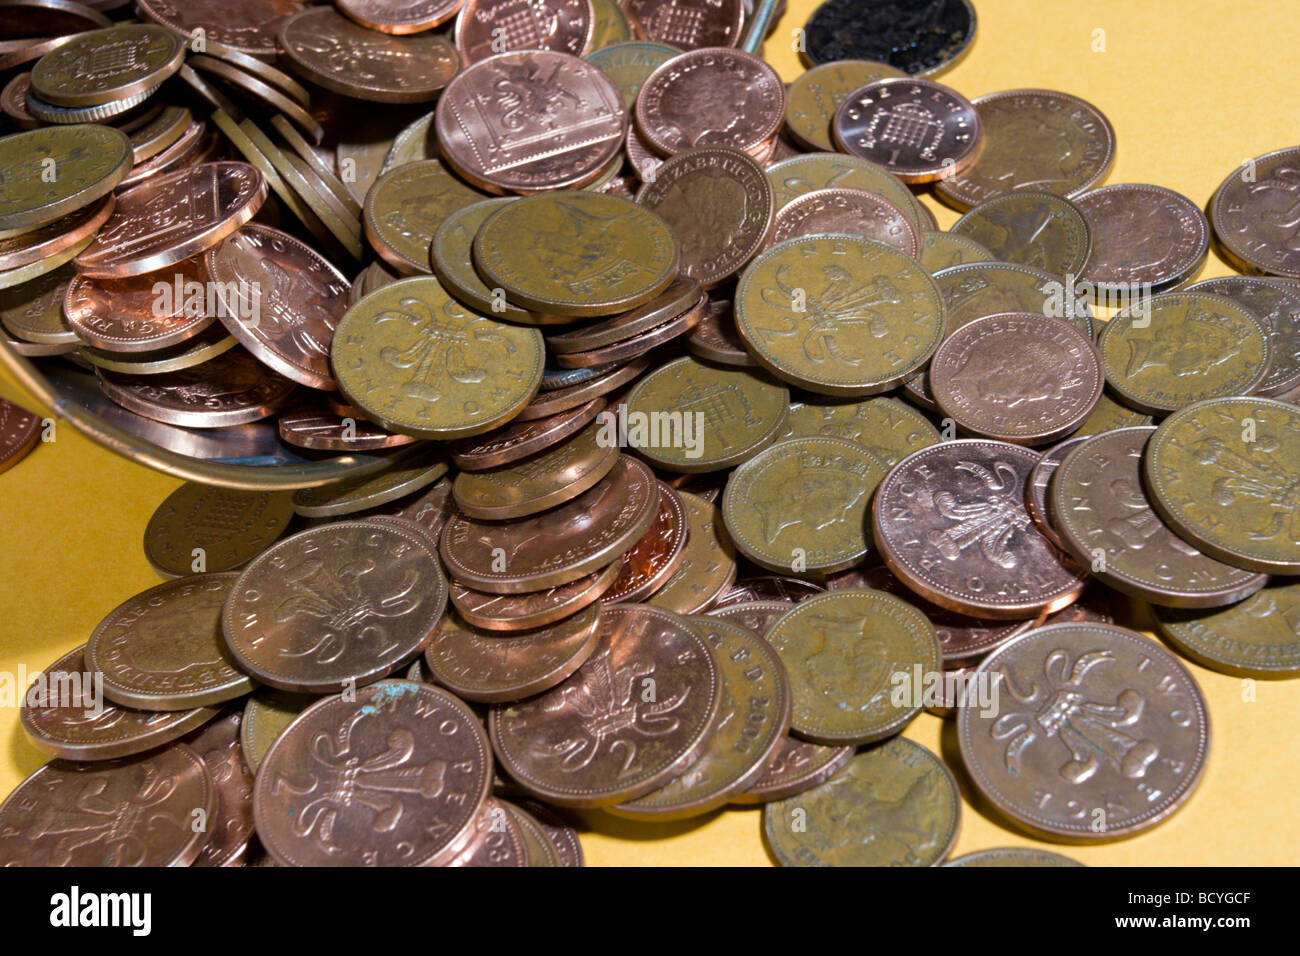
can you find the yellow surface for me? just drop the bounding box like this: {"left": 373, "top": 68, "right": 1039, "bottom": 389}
{"left": 2, "top": 0, "right": 1298, "bottom": 865}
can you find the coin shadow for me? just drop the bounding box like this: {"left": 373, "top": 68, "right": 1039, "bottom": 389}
{"left": 574, "top": 805, "right": 730, "bottom": 844}
{"left": 7, "top": 719, "right": 49, "bottom": 780}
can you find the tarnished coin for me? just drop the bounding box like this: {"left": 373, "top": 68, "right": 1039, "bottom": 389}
{"left": 832, "top": 77, "right": 982, "bottom": 183}
{"left": 86, "top": 574, "right": 254, "bottom": 711}
{"left": 785, "top": 60, "right": 906, "bottom": 152}
{"left": 715, "top": 577, "right": 825, "bottom": 607}
{"left": 602, "top": 481, "right": 689, "bottom": 603}
{"left": 769, "top": 187, "right": 918, "bottom": 257}
{"left": 475, "top": 192, "right": 678, "bottom": 316}
{"left": 331, "top": 276, "right": 543, "bottom": 440}
{"left": 766, "top": 152, "right": 924, "bottom": 230}
{"left": 21, "top": 647, "right": 218, "bottom": 761}
{"left": 1185, "top": 276, "right": 1300, "bottom": 398}
{"left": 30, "top": 24, "right": 183, "bottom": 108}
{"left": 442, "top": 455, "right": 661, "bottom": 593}
{"left": 1145, "top": 396, "right": 1300, "bottom": 575}
{"left": 515, "top": 355, "right": 650, "bottom": 420}
{"left": 0, "top": 0, "right": 111, "bottom": 37}
{"left": 117, "top": 120, "right": 213, "bottom": 191}
{"left": 1051, "top": 427, "right": 1268, "bottom": 608}
{"left": 723, "top": 436, "right": 886, "bottom": 574}
{"left": 646, "top": 490, "right": 738, "bottom": 614}
{"left": 95, "top": 348, "right": 298, "bottom": 428}
{"left": 516, "top": 799, "right": 583, "bottom": 866}
{"left": 635, "top": 146, "right": 774, "bottom": 287}
{"left": 612, "top": 616, "right": 791, "bottom": 819}
{"left": 278, "top": 406, "right": 416, "bottom": 451}
{"left": 623, "top": 0, "right": 744, "bottom": 50}
{"left": 1211, "top": 146, "right": 1300, "bottom": 279}
{"left": 63, "top": 255, "right": 217, "bottom": 353}
{"left": 338, "top": 0, "right": 463, "bottom": 34}
{"left": 450, "top": 399, "right": 604, "bottom": 471}
{"left": 624, "top": 356, "right": 790, "bottom": 472}
{"left": 731, "top": 736, "right": 853, "bottom": 804}
{"left": 1075, "top": 184, "right": 1208, "bottom": 293}
{"left": 432, "top": 198, "right": 554, "bottom": 325}
{"left": 489, "top": 604, "right": 721, "bottom": 807}
{"left": 803, "top": 0, "right": 977, "bottom": 76}
{"left": 930, "top": 311, "right": 1103, "bottom": 445}
{"left": 189, "top": 56, "right": 324, "bottom": 146}
{"left": 368, "top": 476, "right": 457, "bottom": 539}
{"left": 0, "top": 195, "right": 113, "bottom": 273}
{"left": 0, "top": 744, "right": 215, "bottom": 866}
{"left": 364, "top": 159, "right": 488, "bottom": 275}
{"left": 240, "top": 687, "right": 315, "bottom": 772}
{"left": 289, "top": 450, "right": 448, "bottom": 519}
{"left": 450, "top": 562, "right": 618, "bottom": 632}
{"left": 952, "top": 191, "right": 1091, "bottom": 277}
{"left": 1099, "top": 292, "right": 1269, "bottom": 414}
{"left": 1023, "top": 434, "right": 1089, "bottom": 550}
{"left": 918, "top": 230, "right": 993, "bottom": 273}
{"left": 959, "top": 623, "right": 1209, "bottom": 841}
{"left": 254, "top": 681, "right": 490, "bottom": 866}
{"left": 552, "top": 294, "right": 704, "bottom": 367}
{"left": 452, "top": 419, "right": 619, "bottom": 519}
{"left": 636, "top": 48, "right": 786, "bottom": 157}
{"left": 224, "top": 521, "right": 448, "bottom": 693}
{"left": 454, "top": 0, "right": 594, "bottom": 64}
{"left": 1154, "top": 579, "right": 1300, "bottom": 679}
{"left": 587, "top": 0, "right": 631, "bottom": 50}
{"left": 143, "top": 484, "right": 293, "bottom": 577}
{"left": 437, "top": 51, "right": 625, "bottom": 195}
{"left": 944, "top": 848, "right": 1084, "bottom": 867}
{"left": 546, "top": 278, "right": 701, "bottom": 353}
{"left": 75, "top": 162, "right": 267, "bottom": 278}
{"left": 80, "top": 323, "right": 238, "bottom": 376}
{"left": 585, "top": 40, "right": 679, "bottom": 108}
{"left": 781, "top": 396, "right": 940, "bottom": 468}
{"left": 707, "top": 599, "right": 792, "bottom": 637}
{"left": 762, "top": 589, "right": 940, "bottom": 745}
{"left": 0, "top": 125, "right": 131, "bottom": 237}
{"left": 873, "top": 440, "right": 1087, "bottom": 618}
{"left": 278, "top": 6, "right": 458, "bottom": 103}
{"left": 137, "top": 0, "right": 302, "bottom": 58}
{"left": 187, "top": 712, "right": 256, "bottom": 867}
{"left": 934, "top": 89, "right": 1116, "bottom": 209}
{"left": 0, "top": 396, "right": 41, "bottom": 474}
{"left": 0, "top": 263, "right": 78, "bottom": 346}
{"left": 425, "top": 605, "right": 602, "bottom": 703}
{"left": 736, "top": 235, "right": 944, "bottom": 396}
{"left": 686, "top": 295, "right": 757, "bottom": 367}
{"left": 764, "top": 738, "right": 960, "bottom": 866}
{"left": 445, "top": 798, "right": 528, "bottom": 867}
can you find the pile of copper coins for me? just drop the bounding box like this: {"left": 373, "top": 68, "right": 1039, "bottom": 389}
{"left": 1, "top": 0, "right": 1297, "bottom": 867}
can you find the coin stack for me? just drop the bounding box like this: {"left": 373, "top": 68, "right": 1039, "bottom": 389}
{"left": 1, "top": 0, "right": 1298, "bottom": 868}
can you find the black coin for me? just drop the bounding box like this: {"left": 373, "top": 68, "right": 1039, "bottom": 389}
{"left": 803, "top": 0, "right": 977, "bottom": 75}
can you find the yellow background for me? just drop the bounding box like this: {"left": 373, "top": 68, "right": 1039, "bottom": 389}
{"left": 2, "top": 0, "right": 1297, "bottom": 865}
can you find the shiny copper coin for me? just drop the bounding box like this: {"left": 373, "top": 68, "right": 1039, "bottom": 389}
{"left": 224, "top": 521, "right": 448, "bottom": 693}
{"left": 833, "top": 77, "right": 982, "bottom": 183}
{"left": 929, "top": 311, "right": 1103, "bottom": 445}
{"left": 636, "top": 48, "right": 786, "bottom": 156}
{"left": 436, "top": 51, "right": 624, "bottom": 194}
{"left": 626, "top": 120, "right": 665, "bottom": 183}
{"left": 873, "top": 439, "right": 1088, "bottom": 619}
{"left": 449, "top": 561, "right": 620, "bottom": 632}
{"left": 277, "top": 6, "right": 459, "bottom": 104}
{"left": 187, "top": 712, "right": 256, "bottom": 867}
{"left": 768, "top": 186, "right": 918, "bottom": 256}
{"left": 254, "top": 681, "right": 491, "bottom": 866}
{"left": 20, "top": 646, "right": 219, "bottom": 761}
{"left": 554, "top": 294, "right": 705, "bottom": 367}
{"left": 64, "top": 254, "right": 216, "bottom": 353}
{"left": 75, "top": 161, "right": 267, "bottom": 279}
{"left": 277, "top": 406, "right": 417, "bottom": 452}
{"left": 444, "top": 798, "right": 528, "bottom": 866}
{"left": 1024, "top": 433, "right": 1090, "bottom": 550}
{"left": 1075, "top": 184, "right": 1209, "bottom": 293}
{"left": 730, "top": 735, "right": 854, "bottom": 804}
{"left": 441, "top": 455, "right": 661, "bottom": 593}
{"left": 116, "top": 121, "right": 212, "bottom": 191}
{"left": 137, "top": 0, "right": 303, "bottom": 58}
{"left": 646, "top": 489, "right": 737, "bottom": 614}
{"left": 0, "top": 195, "right": 113, "bottom": 272}
{"left": 187, "top": 54, "right": 324, "bottom": 145}
{"left": 424, "top": 604, "right": 603, "bottom": 703}
{"left": 95, "top": 348, "right": 296, "bottom": 428}
{"left": 685, "top": 295, "right": 755, "bottom": 367}
{"left": 367, "top": 478, "right": 458, "bottom": 544}
{"left": 545, "top": 278, "right": 702, "bottom": 354}
{"left": 0, "top": 396, "right": 41, "bottom": 474}
{"left": 624, "top": 0, "right": 744, "bottom": 49}
{"left": 205, "top": 224, "right": 350, "bottom": 389}
{"left": 602, "top": 481, "right": 689, "bottom": 603}
{"left": 339, "top": 0, "right": 464, "bottom": 34}
{"left": 450, "top": 399, "right": 605, "bottom": 471}
{"left": 455, "top": 0, "right": 594, "bottom": 64}
{"left": 0, "top": 744, "right": 215, "bottom": 866}
{"left": 143, "top": 482, "right": 294, "bottom": 577}
{"left": 489, "top": 603, "right": 721, "bottom": 807}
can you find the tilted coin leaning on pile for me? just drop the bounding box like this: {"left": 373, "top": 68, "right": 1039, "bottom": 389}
{"left": 0, "top": 0, "right": 1298, "bottom": 867}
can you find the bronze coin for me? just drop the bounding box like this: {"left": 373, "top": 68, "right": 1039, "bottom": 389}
{"left": 0, "top": 395, "right": 42, "bottom": 474}
{"left": 705, "top": 599, "right": 791, "bottom": 637}
{"left": 64, "top": 254, "right": 217, "bottom": 353}
{"left": 730, "top": 735, "right": 854, "bottom": 804}
{"left": 223, "top": 520, "right": 449, "bottom": 693}
{"left": 0, "top": 194, "right": 114, "bottom": 272}
{"left": 768, "top": 186, "right": 918, "bottom": 257}
{"left": 685, "top": 294, "right": 756, "bottom": 367}
{"left": 552, "top": 293, "right": 705, "bottom": 367}
{"left": 143, "top": 483, "right": 294, "bottom": 577}
{"left": 450, "top": 560, "right": 618, "bottom": 633}
{"left": 1023, "top": 433, "right": 1090, "bottom": 551}
{"left": 1210, "top": 146, "right": 1300, "bottom": 279}
{"left": 1075, "top": 183, "right": 1209, "bottom": 293}
{"left": 602, "top": 481, "right": 690, "bottom": 603}
{"left": 714, "top": 576, "right": 825, "bottom": 607}
{"left": 545, "top": 278, "right": 700, "bottom": 354}
{"left": 514, "top": 355, "right": 651, "bottom": 420}
{"left": 623, "top": 0, "right": 744, "bottom": 50}
{"left": 137, "top": 0, "right": 303, "bottom": 59}
{"left": 454, "top": 0, "right": 594, "bottom": 65}
{"left": 950, "top": 191, "right": 1092, "bottom": 278}
{"left": 277, "top": 406, "right": 417, "bottom": 452}
{"left": 516, "top": 798, "right": 584, "bottom": 866}
{"left": 187, "top": 711, "right": 257, "bottom": 867}
{"left": 488, "top": 603, "right": 721, "bottom": 807}
{"left": 645, "top": 489, "right": 737, "bottom": 614}
{"left": 1185, "top": 275, "right": 1300, "bottom": 398}
{"left": 338, "top": 0, "right": 464, "bottom": 34}
{"left": 443, "top": 798, "right": 529, "bottom": 866}
{"left": 254, "top": 681, "right": 491, "bottom": 866}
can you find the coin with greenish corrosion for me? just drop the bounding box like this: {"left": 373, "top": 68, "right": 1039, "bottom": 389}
{"left": 331, "top": 276, "right": 544, "bottom": 439}
{"left": 736, "top": 235, "right": 944, "bottom": 396}
{"left": 473, "top": 192, "right": 678, "bottom": 317}
{"left": 722, "top": 436, "right": 886, "bottom": 574}
{"left": 951, "top": 191, "right": 1091, "bottom": 277}
{"left": 611, "top": 616, "right": 792, "bottom": 820}
{"left": 1145, "top": 397, "right": 1300, "bottom": 574}
{"left": 364, "top": 159, "right": 489, "bottom": 275}
{"left": 1071, "top": 392, "right": 1152, "bottom": 436}
{"left": 0, "top": 125, "right": 131, "bottom": 236}
{"left": 584, "top": 41, "right": 679, "bottom": 108}
{"left": 240, "top": 688, "right": 316, "bottom": 772}
{"left": 784, "top": 60, "right": 906, "bottom": 152}
{"left": 1154, "top": 579, "right": 1300, "bottom": 678}
{"left": 291, "top": 450, "right": 448, "bottom": 518}
{"left": 1099, "top": 292, "right": 1269, "bottom": 414}
{"left": 588, "top": 0, "right": 632, "bottom": 49}
{"left": 646, "top": 490, "right": 738, "bottom": 614}
{"left": 944, "top": 848, "right": 1083, "bottom": 867}
{"left": 762, "top": 589, "right": 940, "bottom": 745}
{"left": 624, "top": 356, "right": 789, "bottom": 473}
{"left": 780, "top": 396, "right": 940, "bottom": 468}
{"left": 918, "top": 230, "right": 993, "bottom": 273}
{"left": 764, "top": 738, "right": 960, "bottom": 866}
{"left": 765, "top": 152, "right": 924, "bottom": 229}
